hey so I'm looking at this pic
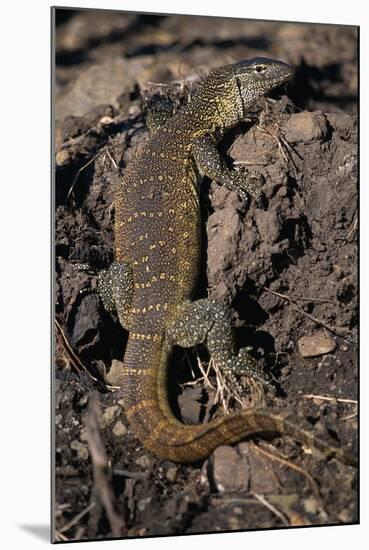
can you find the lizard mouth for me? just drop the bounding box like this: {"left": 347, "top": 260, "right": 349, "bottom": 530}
{"left": 236, "top": 75, "right": 291, "bottom": 118}
{"left": 262, "top": 67, "right": 295, "bottom": 99}
{"left": 278, "top": 67, "right": 295, "bottom": 85}
{"left": 264, "top": 65, "right": 295, "bottom": 89}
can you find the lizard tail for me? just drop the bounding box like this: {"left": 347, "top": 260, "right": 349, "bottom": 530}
{"left": 118, "top": 335, "right": 356, "bottom": 466}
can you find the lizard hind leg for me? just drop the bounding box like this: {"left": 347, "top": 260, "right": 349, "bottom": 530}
{"left": 166, "top": 298, "right": 274, "bottom": 391}
{"left": 97, "top": 261, "right": 133, "bottom": 327}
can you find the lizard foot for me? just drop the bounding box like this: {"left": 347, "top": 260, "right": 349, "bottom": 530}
{"left": 227, "top": 168, "right": 264, "bottom": 204}
{"left": 166, "top": 298, "right": 274, "bottom": 392}
{"left": 97, "top": 261, "right": 133, "bottom": 326}
{"left": 232, "top": 347, "right": 275, "bottom": 391}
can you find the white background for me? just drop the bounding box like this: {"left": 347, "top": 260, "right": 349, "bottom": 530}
{"left": 1, "top": 0, "right": 367, "bottom": 548}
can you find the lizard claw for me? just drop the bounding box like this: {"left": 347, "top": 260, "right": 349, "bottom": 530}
{"left": 235, "top": 347, "right": 275, "bottom": 392}
{"left": 230, "top": 168, "right": 264, "bottom": 204}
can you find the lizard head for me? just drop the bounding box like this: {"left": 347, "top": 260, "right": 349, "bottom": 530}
{"left": 200, "top": 58, "right": 294, "bottom": 127}
{"left": 232, "top": 57, "right": 294, "bottom": 112}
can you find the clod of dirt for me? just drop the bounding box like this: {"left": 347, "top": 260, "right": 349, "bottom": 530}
{"left": 303, "top": 496, "right": 319, "bottom": 515}
{"left": 209, "top": 446, "right": 250, "bottom": 493}
{"left": 106, "top": 359, "right": 124, "bottom": 386}
{"left": 101, "top": 405, "right": 120, "bottom": 428}
{"left": 112, "top": 420, "right": 128, "bottom": 439}
{"left": 70, "top": 439, "right": 89, "bottom": 461}
{"left": 135, "top": 455, "right": 152, "bottom": 469}
{"left": 70, "top": 293, "right": 101, "bottom": 354}
{"left": 255, "top": 207, "right": 281, "bottom": 244}
{"left": 55, "top": 148, "right": 72, "bottom": 166}
{"left": 283, "top": 111, "right": 328, "bottom": 142}
{"left": 56, "top": 11, "right": 137, "bottom": 53}
{"left": 298, "top": 330, "right": 336, "bottom": 357}
{"left": 166, "top": 466, "right": 178, "bottom": 482}
{"left": 178, "top": 386, "right": 203, "bottom": 424}
{"left": 56, "top": 57, "right": 136, "bottom": 121}
{"left": 238, "top": 443, "right": 281, "bottom": 494}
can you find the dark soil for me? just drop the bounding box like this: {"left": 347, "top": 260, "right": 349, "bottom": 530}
{"left": 53, "top": 8, "right": 358, "bottom": 542}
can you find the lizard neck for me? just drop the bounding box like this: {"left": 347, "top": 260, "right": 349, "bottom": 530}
{"left": 187, "top": 74, "right": 244, "bottom": 133}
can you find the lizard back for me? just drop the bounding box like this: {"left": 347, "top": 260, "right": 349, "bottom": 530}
{"left": 115, "top": 111, "right": 202, "bottom": 333}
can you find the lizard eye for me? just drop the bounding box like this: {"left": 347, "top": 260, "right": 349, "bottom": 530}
{"left": 254, "top": 65, "right": 266, "bottom": 73}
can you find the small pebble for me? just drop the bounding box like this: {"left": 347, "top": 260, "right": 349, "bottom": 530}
{"left": 70, "top": 440, "right": 89, "bottom": 461}
{"left": 55, "top": 149, "right": 71, "bottom": 166}
{"left": 101, "top": 405, "right": 120, "bottom": 428}
{"left": 136, "top": 455, "right": 152, "bottom": 469}
{"left": 78, "top": 395, "right": 88, "bottom": 407}
{"left": 166, "top": 466, "right": 178, "bottom": 482}
{"left": 298, "top": 329, "right": 336, "bottom": 358}
{"left": 112, "top": 420, "right": 127, "bottom": 439}
{"left": 303, "top": 496, "right": 319, "bottom": 515}
{"left": 106, "top": 359, "right": 124, "bottom": 386}
{"left": 137, "top": 497, "right": 152, "bottom": 512}
{"left": 200, "top": 460, "right": 210, "bottom": 491}
{"left": 99, "top": 115, "right": 114, "bottom": 126}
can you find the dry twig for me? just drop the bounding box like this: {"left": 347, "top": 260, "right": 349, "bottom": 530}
{"left": 303, "top": 394, "right": 357, "bottom": 405}
{"left": 58, "top": 502, "right": 96, "bottom": 535}
{"left": 262, "top": 287, "right": 351, "bottom": 338}
{"left": 250, "top": 441, "right": 326, "bottom": 515}
{"left": 252, "top": 493, "right": 289, "bottom": 526}
{"left": 54, "top": 530, "right": 69, "bottom": 542}
{"left": 66, "top": 152, "right": 101, "bottom": 201}
{"left": 55, "top": 319, "right": 100, "bottom": 383}
{"left": 84, "top": 394, "right": 127, "bottom": 537}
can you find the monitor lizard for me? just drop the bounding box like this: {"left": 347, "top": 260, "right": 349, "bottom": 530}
{"left": 98, "top": 58, "right": 355, "bottom": 465}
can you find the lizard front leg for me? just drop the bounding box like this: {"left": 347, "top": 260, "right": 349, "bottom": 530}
{"left": 192, "top": 134, "right": 263, "bottom": 203}
{"left": 166, "top": 298, "right": 274, "bottom": 391}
